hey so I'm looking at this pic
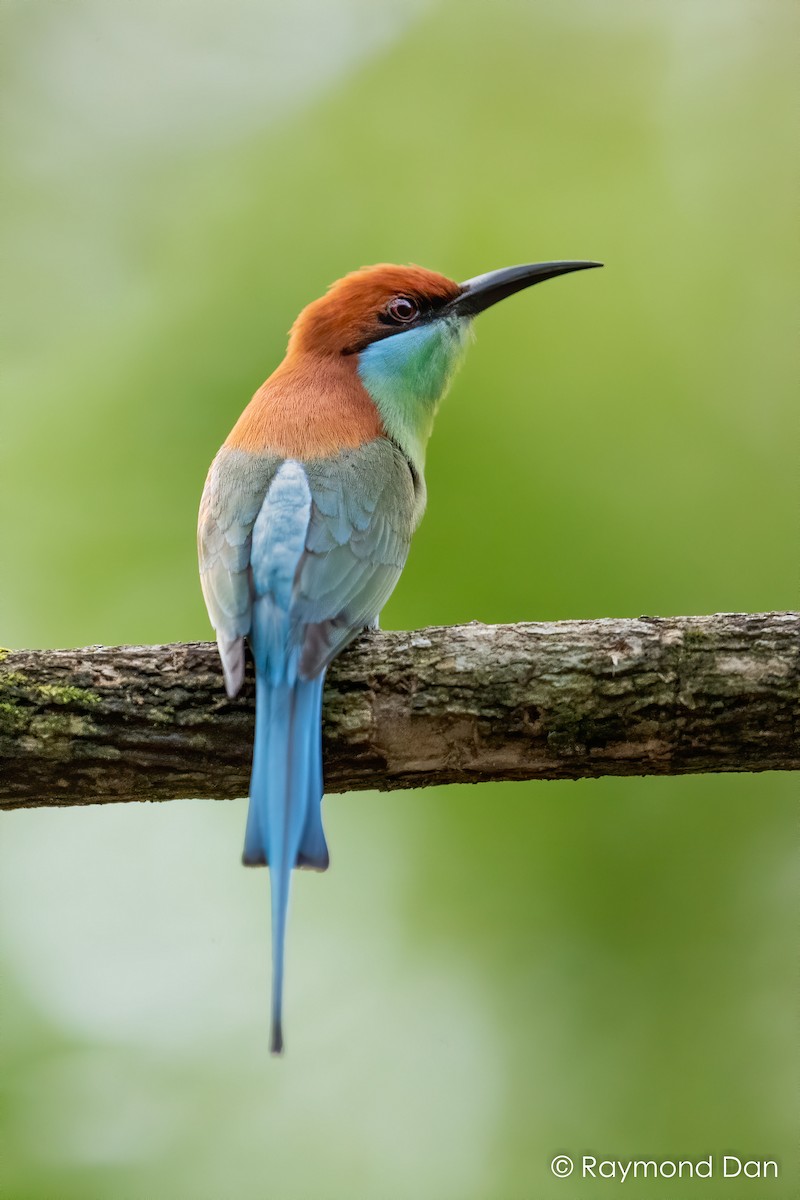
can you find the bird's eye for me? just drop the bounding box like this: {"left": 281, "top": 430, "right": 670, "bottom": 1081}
{"left": 385, "top": 295, "right": 419, "bottom": 324}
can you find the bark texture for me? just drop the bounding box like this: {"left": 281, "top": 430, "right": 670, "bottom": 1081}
{"left": 0, "top": 612, "right": 797, "bottom": 810}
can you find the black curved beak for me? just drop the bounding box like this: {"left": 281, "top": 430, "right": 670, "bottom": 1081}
{"left": 450, "top": 260, "right": 602, "bottom": 318}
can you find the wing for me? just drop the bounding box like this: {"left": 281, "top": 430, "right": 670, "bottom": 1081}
{"left": 199, "top": 438, "right": 419, "bottom": 687}
{"left": 198, "top": 446, "right": 281, "bottom": 695}
{"left": 295, "top": 439, "right": 419, "bottom": 677}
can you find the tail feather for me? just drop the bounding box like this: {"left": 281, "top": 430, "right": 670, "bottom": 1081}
{"left": 243, "top": 672, "right": 272, "bottom": 866}
{"left": 297, "top": 674, "right": 329, "bottom": 870}
{"left": 244, "top": 667, "right": 328, "bottom": 1054}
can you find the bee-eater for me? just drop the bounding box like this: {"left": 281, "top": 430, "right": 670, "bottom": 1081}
{"left": 198, "top": 259, "right": 600, "bottom": 1052}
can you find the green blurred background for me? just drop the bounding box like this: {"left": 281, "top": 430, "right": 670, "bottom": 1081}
{"left": 1, "top": 1, "right": 797, "bottom": 1197}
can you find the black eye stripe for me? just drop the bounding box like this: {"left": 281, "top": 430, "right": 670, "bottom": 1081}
{"left": 372, "top": 292, "right": 454, "bottom": 337}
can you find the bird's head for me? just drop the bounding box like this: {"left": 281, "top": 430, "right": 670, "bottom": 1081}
{"left": 288, "top": 259, "right": 600, "bottom": 471}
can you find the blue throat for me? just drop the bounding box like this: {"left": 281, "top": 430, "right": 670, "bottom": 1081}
{"left": 357, "top": 317, "right": 471, "bottom": 472}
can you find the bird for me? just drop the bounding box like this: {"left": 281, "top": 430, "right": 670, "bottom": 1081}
{"left": 198, "top": 258, "right": 600, "bottom": 1053}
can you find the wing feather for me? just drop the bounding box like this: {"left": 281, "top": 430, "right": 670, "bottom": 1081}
{"left": 198, "top": 447, "right": 280, "bottom": 694}
{"left": 295, "top": 440, "right": 417, "bottom": 674}
{"left": 199, "top": 438, "right": 419, "bottom": 686}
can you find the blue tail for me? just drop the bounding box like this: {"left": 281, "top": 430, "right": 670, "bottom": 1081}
{"left": 243, "top": 666, "right": 328, "bottom": 1055}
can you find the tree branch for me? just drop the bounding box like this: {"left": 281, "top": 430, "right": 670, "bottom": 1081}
{"left": 1, "top": 612, "right": 797, "bottom": 809}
